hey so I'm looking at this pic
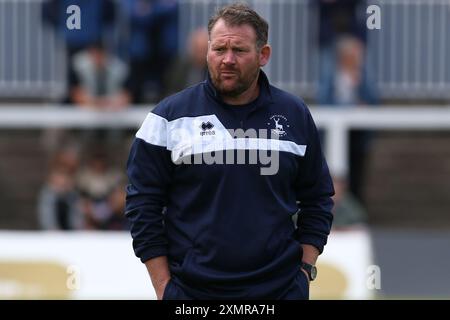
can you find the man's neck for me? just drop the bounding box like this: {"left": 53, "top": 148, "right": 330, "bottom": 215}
{"left": 221, "top": 78, "right": 260, "bottom": 106}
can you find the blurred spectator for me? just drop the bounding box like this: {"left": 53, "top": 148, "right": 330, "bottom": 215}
{"left": 316, "top": 0, "right": 367, "bottom": 48}
{"left": 70, "top": 42, "right": 130, "bottom": 110}
{"left": 121, "top": 0, "right": 179, "bottom": 103}
{"left": 318, "top": 35, "right": 378, "bottom": 105}
{"left": 42, "top": 0, "right": 117, "bottom": 103}
{"left": 42, "top": 0, "right": 117, "bottom": 54}
{"left": 315, "top": 0, "right": 368, "bottom": 97}
{"left": 331, "top": 176, "right": 367, "bottom": 230}
{"left": 76, "top": 149, "right": 127, "bottom": 230}
{"left": 163, "top": 28, "right": 208, "bottom": 96}
{"left": 105, "top": 185, "right": 129, "bottom": 230}
{"left": 38, "top": 147, "right": 83, "bottom": 230}
{"left": 318, "top": 34, "right": 378, "bottom": 205}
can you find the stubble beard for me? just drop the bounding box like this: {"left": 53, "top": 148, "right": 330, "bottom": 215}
{"left": 209, "top": 63, "right": 260, "bottom": 98}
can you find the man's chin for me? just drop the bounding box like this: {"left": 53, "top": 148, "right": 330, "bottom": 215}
{"left": 212, "top": 78, "right": 247, "bottom": 97}
{"left": 217, "top": 86, "right": 244, "bottom": 97}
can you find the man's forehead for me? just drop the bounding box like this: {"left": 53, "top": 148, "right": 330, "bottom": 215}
{"left": 209, "top": 19, "right": 256, "bottom": 43}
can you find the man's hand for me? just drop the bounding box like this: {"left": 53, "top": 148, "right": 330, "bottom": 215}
{"left": 300, "top": 244, "right": 319, "bottom": 265}
{"left": 144, "top": 256, "right": 171, "bottom": 300}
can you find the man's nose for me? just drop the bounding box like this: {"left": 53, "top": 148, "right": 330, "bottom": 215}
{"left": 222, "top": 50, "right": 236, "bottom": 65}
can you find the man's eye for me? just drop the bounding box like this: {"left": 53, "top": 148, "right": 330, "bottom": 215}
{"left": 234, "top": 48, "right": 244, "bottom": 52}
{"left": 214, "top": 48, "right": 225, "bottom": 52}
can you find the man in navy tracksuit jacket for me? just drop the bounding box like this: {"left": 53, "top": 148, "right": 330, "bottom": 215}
{"left": 126, "top": 4, "right": 334, "bottom": 300}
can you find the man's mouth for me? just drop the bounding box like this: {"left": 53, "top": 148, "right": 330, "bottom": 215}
{"left": 220, "top": 71, "right": 238, "bottom": 79}
{"left": 220, "top": 70, "right": 237, "bottom": 75}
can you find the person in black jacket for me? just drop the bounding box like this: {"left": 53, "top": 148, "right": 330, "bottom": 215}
{"left": 126, "top": 3, "right": 334, "bottom": 300}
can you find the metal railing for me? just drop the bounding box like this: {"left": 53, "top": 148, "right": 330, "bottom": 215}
{"left": 0, "top": 0, "right": 66, "bottom": 100}
{"left": 1, "top": 104, "right": 450, "bottom": 177}
{"left": 367, "top": 0, "right": 450, "bottom": 99}
{"left": 1, "top": 0, "right": 450, "bottom": 100}
{"left": 179, "top": 0, "right": 450, "bottom": 99}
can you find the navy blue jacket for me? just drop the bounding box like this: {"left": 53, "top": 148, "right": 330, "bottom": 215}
{"left": 126, "top": 71, "right": 334, "bottom": 299}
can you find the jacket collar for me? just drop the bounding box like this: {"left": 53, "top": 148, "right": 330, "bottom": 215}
{"left": 204, "top": 69, "right": 273, "bottom": 108}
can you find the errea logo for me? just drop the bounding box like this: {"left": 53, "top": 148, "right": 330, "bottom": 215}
{"left": 200, "top": 121, "right": 215, "bottom": 136}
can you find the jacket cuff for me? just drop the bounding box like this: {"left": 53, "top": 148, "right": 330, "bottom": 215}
{"left": 297, "top": 233, "right": 327, "bottom": 254}
{"left": 139, "top": 246, "right": 168, "bottom": 263}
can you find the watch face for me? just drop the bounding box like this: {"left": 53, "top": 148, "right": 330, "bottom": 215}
{"left": 310, "top": 266, "right": 317, "bottom": 280}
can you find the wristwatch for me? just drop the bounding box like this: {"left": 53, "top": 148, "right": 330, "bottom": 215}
{"left": 301, "top": 262, "right": 317, "bottom": 281}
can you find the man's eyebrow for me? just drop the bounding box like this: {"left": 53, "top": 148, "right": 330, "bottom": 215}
{"left": 211, "top": 41, "right": 250, "bottom": 48}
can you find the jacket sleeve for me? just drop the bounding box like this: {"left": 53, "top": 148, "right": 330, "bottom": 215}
{"left": 295, "top": 108, "right": 335, "bottom": 254}
{"left": 125, "top": 111, "right": 174, "bottom": 263}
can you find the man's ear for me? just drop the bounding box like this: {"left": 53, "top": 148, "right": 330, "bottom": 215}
{"left": 206, "top": 40, "right": 211, "bottom": 62}
{"left": 259, "top": 44, "right": 271, "bottom": 67}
